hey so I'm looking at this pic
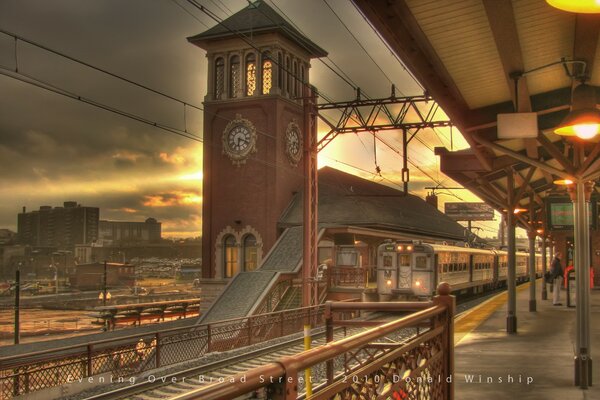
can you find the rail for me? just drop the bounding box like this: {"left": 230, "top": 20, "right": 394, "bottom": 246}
{"left": 176, "top": 282, "right": 455, "bottom": 400}
{"left": 327, "top": 265, "right": 376, "bottom": 288}
{"left": 0, "top": 303, "right": 334, "bottom": 398}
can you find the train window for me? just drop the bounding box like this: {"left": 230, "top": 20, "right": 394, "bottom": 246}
{"left": 415, "top": 256, "right": 427, "bottom": 269}
{"left": 383, "top": 255, "right": 393, "bottom": 267}
{"left": 398, "top": 254, "right": 411, "bottom": 267}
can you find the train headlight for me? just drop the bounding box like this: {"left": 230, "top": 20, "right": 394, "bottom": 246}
{"left": 407, "top": 245, "right": 413, "bottom": 251}
{"left": 415, "top": 280, "right": 421, "bottom": 287}
{"left": 397, "top": 245, "right": 403, "bottom": 251}
{"left": 386, "top": 279, "right": 392, "bottom": 286}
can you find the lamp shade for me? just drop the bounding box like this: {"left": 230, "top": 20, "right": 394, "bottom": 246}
{"left": 546, "top": 0, "right": 600, "bottom": 13}
{"left": 554, "top": 83, "right": 600, "bottom": 139}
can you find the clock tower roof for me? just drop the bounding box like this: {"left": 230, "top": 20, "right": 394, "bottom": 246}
{"left": 187, "top": 0, "right": 327, "bottom": 58}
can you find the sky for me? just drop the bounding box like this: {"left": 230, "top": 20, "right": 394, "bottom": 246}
{"left": 0, "top": 0, "right": 504, "bottom": 239}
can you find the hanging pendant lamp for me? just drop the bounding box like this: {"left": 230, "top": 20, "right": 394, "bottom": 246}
{"left": 554, "top": 83, "right": 600, "bottom": 139}
{"left": 547, "top": 0, "right": 600, "bottom": 13}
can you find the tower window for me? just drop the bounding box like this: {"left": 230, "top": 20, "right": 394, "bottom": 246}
{"left": 223, "top": 235, "right": 237, "bottom": 278}
{"left": 262, "top": 54, "right": 272, "bottom": 95}
{"left": 293, "top": 61, "right": 298, "bottom": 98}
{"left": 286, "top": 56, "right": 291, "bottom": 96}
{"left": 278, "top": 52, "right": 283, "bottom": 89}
{"left": 215, "top": 57, "right": 224, "bottom": 100}
{"left": 230, "top": 55, "right": 241, "bottom": 98}
{"left": 246, "top": 53, "right": 256, "bottom": 96}
{"left": 243, "top": 234, "right": 258, "bottom": 271}
{"left": 300, "top": 65, "right": 305, "bottom": 97}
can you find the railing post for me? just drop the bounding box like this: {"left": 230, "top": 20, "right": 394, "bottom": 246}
{"left": 280, "top": 312, "right": 284, "bottom": 337}
{"left": 325, "top": 301, "right": 334, "bottom": 384}
{"left": 207, "top": 324, "right": 212, "bottom": 353}
{"left": 87, "top": 344, "right": 93, "bottom": 377}
{"left": 433, "top": 282, "right": 455, "bottom": 400}
{"left": 248, "top": 318, "right": 252, "bottom": 346}
{"left": 155, "top": 332, "right": 161, "bottom": 368}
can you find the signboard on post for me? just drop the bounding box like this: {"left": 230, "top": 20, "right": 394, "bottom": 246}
{"left": 546, "top": 196, "right": 597, "bottom": 230}
{"left": 444, "top": 202, "right": 494, "bottom": 221}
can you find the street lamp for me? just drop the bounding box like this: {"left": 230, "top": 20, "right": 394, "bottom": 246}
{"left": 553, "top": 83, "right": 600, "bottom": 140}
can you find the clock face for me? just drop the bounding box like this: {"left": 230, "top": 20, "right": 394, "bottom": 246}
{"left": 222, "top": 115, "right": 257, "bottom": 166}
{"left": 285, "top": 121, "right": 303, "bottom": 166}
{"left": 228, "top": 125, "right": 251, "bottom": 152}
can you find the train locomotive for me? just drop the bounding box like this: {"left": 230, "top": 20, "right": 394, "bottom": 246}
{"left": 376, "top": 240, "right": 542, "bottom": 299}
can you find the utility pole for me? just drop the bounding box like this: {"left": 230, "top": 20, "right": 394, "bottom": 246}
{"left": 14, "top": 268, "right": 20, "bottom": 345}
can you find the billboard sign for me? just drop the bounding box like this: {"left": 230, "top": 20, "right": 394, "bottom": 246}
{"left": 444, "top": 202, "right": 495, "bottom": 221}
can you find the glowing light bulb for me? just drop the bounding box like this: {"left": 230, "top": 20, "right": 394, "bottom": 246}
{"left": 386, "top": 279, "right": 392, "bottom": 286}
{"left": 573, "top": 124, "right": 599, "bottom": 139}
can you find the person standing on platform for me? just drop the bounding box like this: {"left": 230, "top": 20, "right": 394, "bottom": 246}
{"left": 551, "top": 252, "right": 564, "bottom": 306}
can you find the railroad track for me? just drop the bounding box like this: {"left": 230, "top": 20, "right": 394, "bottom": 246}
{"left": 81, "top": 288, "right": 504, "bottom": 400}
{"left": 81, "top": 321, "right": 392, "bottom": 400}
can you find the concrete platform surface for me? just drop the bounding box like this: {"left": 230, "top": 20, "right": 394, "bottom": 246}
{"left": 455, "top": 280, "right": 600, "bottom": 399}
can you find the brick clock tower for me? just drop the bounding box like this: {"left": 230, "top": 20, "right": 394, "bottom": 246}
{"left": 188, "top": 1, "right": 327, "bottom": 280}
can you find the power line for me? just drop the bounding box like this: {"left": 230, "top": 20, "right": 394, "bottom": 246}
{"left": 170, "top": 0, "right": 210, "bottom": 28}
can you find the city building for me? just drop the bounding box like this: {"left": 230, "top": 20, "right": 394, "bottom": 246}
{"left": 69, "top": 262, "right": 135, "bottom": 290}
{"left": 98, "top": 218, "right": 162, "bottom": 245}
{"left": 17, "top": 202, "right": 99, "bottom": 249}
{"left": 0, "top": 229, "right": 16, "bottom": 245}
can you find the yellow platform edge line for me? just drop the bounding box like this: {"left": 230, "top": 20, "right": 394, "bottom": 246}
{"left": 454, "top": 281, "right": 533, "bottom": 346}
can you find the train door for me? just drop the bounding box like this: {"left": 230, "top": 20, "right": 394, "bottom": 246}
{"left": 397, "top": 252, "right": 412, "bottom": 291}
{"left": 411, "top": 250, "right": 434, "bottom": 296}
{"left": 377, "top": 251, "right": 396, "bottom": 295}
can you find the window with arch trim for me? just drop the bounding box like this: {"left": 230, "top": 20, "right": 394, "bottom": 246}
{"left": 286, "top": 56, "right": 291, "bottom": 95}
{"left": 230, "top": 55, "right": 241, "bottom": 98}
{"left": 293, "top": 60, "right": 298, "bottom": 97}
{"left": 262, "top": 53, "right": 272, "bottom": 95}
{"left": 214, "top": 57, "right": 225, "bottom": 100}
{"left": 242, "top": 234, "right": 258, "bottom": 271}
{"left": 246, "top": 53, "right": 257, "bottom": 96}
{"left": 223, "top": 235, "right": 237, "bottom": 278}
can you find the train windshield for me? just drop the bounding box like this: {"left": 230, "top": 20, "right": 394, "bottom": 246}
{"left": 398, "top": 254, "right": 411, "bottom": 266}
{"left": 415, "top": 256, "right": 428, "bottom": 269}
{"left": 383, "top": 255, "right": 393, "bottom": 267}
{"left": 337, "top": 251, "right": 358, "bottom": 266}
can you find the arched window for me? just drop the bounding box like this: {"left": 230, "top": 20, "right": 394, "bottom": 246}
{"left": 293, "top": 61, "right": 298, "bottom": 98}
{"left": 300, "top": 65, "right": 305, "bottom": 97}
{"left": 243, "top": 234, "right": 258, "bottom": 271}
{"left": 277, "top": 52, "right": 283, "bottom": 89}
{"left": 246, "top": 53, "right": 256, "bottom": 96}
{"left": 223, "top": 235, "right": 237, "bottom": 278}
{"left": 230, "top": 55, "right": 241, "bottom": 98}
{"left": 286, "top": 56, "right": 291, "bottom": 96}
{"left": 214, "top": 57, "right": 224, "bottom": 100}
{"left": 262, "top": 53, "right": 272, "bottom": 95}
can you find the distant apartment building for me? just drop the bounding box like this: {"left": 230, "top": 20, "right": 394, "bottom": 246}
{"left": 98, "top": 218, "right": 162, "bottom": 245}
{"left": 17, "top": 201, "right": 99, "bottom": 248}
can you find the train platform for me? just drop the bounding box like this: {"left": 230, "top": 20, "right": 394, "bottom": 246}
{"left": 454, "top": 280, "right": 600, "bottom": 399}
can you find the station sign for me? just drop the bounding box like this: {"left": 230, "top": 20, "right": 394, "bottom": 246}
{"left": 444, "top": 202, "right": 494, "bottom": 221}
{"left": 546, "top": 196, "right": 597, "bottom": 230}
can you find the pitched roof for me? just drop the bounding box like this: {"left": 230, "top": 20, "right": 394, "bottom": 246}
{"left": 279, "top": 167, "right": 469, "bottom": 241}
{"left": 187, "top": 0, "right": 327, "bottom": 57}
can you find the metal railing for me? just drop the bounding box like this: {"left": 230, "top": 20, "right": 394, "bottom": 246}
{"left": 327, "top": 265, "right": 376, "bottom": 288}
{"left": 170, "top": 283, "right": 455, "bottom": 400}
{"left": 0, "top": 303, "right": 328, "bottom": 399}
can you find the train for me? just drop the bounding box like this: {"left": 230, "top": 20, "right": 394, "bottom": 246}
{"left": 376, "top": 240, "right": 543, "bottom": 299}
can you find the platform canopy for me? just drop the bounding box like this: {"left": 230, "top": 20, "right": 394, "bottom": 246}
{"left": 353, "top": 0, "right": 600, "bottom": 230}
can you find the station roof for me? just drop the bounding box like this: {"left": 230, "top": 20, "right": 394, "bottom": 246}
{"left": 279, "top": 167, "right": 470, "bottom": 241}
{"left": 187, "top": 0, "right": 327, "bottom": 57}
{"left": 353, "top": 0, "right": 600, "bottom": 231}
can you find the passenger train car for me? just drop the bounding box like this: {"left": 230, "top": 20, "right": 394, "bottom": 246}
{"left": 377, "top": 240, "right": 543, "bottom": 299}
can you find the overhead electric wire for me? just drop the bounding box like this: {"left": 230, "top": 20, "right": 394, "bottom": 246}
{"left": 170, "top": 0, "right": 210, "bottom": 28}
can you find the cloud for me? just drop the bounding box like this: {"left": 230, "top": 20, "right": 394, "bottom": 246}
{"left": 142, "top": 190, "right": 202, "bottom": 207}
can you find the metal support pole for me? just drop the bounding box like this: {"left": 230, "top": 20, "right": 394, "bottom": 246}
{"left": 14, "top": 269, "right": 20, "bottom": 345}
{"left": 528, "top": 230, "right": 536, "bottom": 312}
{"left": 103, "top": 260, "right": 108, "bottom": 307}
{"left": 402, "top": 129, "right": 409, "bottom": 195}
{"left": 572, "top": 181, "right": 593, "bottom": 388}
{"left": 542, "top": 237, "right": 548, "bottom": 300}
{"left": 507, "top": 210, "right": 517, "bottom": 333}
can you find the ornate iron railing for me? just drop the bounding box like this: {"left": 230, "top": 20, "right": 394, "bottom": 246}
{"left": 0, "top": 303, "right": 327, "bottom": 399}
{"left": 254, "top": 278, "right": 293, "bottom": 315}
{"left": 170, "top": 283, "right": 455, "bottom": 400}
{"left": 327, "top": 265, "right": 377, "bottom": 288}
